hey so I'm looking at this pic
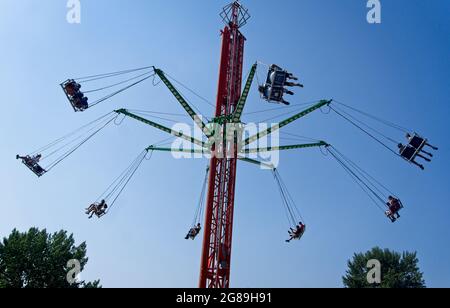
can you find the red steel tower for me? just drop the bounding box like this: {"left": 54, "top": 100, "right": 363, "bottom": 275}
{"left": 199, "top": 1, "right": 250, "bottom": 288}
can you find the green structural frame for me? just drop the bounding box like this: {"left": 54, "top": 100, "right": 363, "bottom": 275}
{"left": 154, "top": 68, "right": 212, "bottom": 137}
{"left": 117, "top": 65, "right": 332, "bottom": 170}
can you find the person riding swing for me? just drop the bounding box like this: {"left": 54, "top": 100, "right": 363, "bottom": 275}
{"left": 406, "top": 133, "right": 438, "bottom": 155}
{"left": 259, "top": 64, "right": 303, "bottom": 106}
{"left": 385, "top": 196, "right": 403, "bottom": 223}
{"left": 16, "top": 154, "right": 46, "bottom": 176}
{"left": 64, "top": 80, "right": 81, "bottom": 97}
{"left": 86, "top": 199, "right": 108, "bottom": 219}
{"left": 398, "top": 143, "right": 430, "bottom": 170}
{"left": 286, "top": 222, "right": 306, "bottom": 243}
{"left": 185, "top": 223, "right": 202, "bottom": 240}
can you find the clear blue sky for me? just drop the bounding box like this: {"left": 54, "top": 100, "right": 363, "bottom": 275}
{"left": 0, "top": 0, "right": 449, "bottom": 287}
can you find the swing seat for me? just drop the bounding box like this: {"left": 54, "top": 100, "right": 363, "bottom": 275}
{"left": 389, "top": 203, "right": 403, "bottom": 214}
{"left": 291, "top": 233, "right": 305, "bottom": 242}
{"left": 385, "top": 211, "right": 397, "bottom": 222}
{"left": 87, "top": 201, "right": 108, "bottom": 218}
{"left": 400, "top": 134, "right": 429, "bottom": 163}
{"left": 73, "top": 96, "right": 89, "bottom": 111}
{"left": 261, "top": 85, "right": 286, "bottom": 104}
{"left": 267, "top": 70, "right": 288, "bottom": 88}
{"left": 268, "top": 86, "right": 284, "bottom": 101}
{"left": 408, "top": 134, "right": 427, "bottom": 151}
{"left": 63, "top": 80, "right": 80, "bottom": 96}
{"left": 260, "top": 65, "right": 295, "bottom": 105}
{"left": 291, "top": 225, "right": 306, "bottom": 241}
{"left": 22, "top": 160, "right": 46, "bottom": 177}
{"left": 386, "top": 199, "right": 403, "bottom": 219}
{"left": 186, "top": 231, "right": 198, "bottom": 240}
{"left": 299, "top": 225, "right": 306, "bottom": 237}
{"left": 400, "top": 145, "right": 420, "bottom": 162}
{"left": 96, "top": 212, "right": 107, "bottom": 218}
{"left": 61, "top": 79, "right": 88, "bottom": 112}
{"left": 266, "top": 65, "right": 288, "bottom": 85}
{"left": 394, "top": 199, "right": 404, "bottom": 211}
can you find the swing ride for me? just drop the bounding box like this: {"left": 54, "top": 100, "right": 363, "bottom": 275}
{"left": 16, "top": 1, "right": 438, "bottom": 288}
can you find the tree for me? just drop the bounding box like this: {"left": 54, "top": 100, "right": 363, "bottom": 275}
{"left": 0, "top": 228, "right": 100, "bottom": 288}
{"left": 343, "top": 247, "right": 425, "bottom": 288}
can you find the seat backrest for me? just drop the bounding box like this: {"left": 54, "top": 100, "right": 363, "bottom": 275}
{"left": 269, "top": 87, "right": 283, "bottom": 101}
{"left": 401, "top": 146, "right": 416, "bottom": 160}
{"left": 409, "top": 136, "right": 426, "bottom": 149}
{"left": 271, "top": 71, "right": 287, "bottom": 87}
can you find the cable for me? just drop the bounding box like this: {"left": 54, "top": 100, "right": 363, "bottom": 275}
{"left": 191, "top": 165, "right": 209, "bottom": 227}
{"left": 107, "top": 150, "right": 148, "bottom": 210}
{"left": 256, "top": 61, "right": 272, "bottom": 70}
{"left": 277, "top": 171, "right": 305, "bottom": 223}
{"left": 84, "top": 72, "right": 155, "bottom": 94}
{"left": 333, "top": 149, "right": 386, "bottom": 200}
{"left": 320, "top": 104, "right": 331, "bottom": 114}
{"left": 76, "top": 70, "right": 144, "bottom": 84}
{"left": 272, "top": 169, "right": 305, "bottom": 227}
{"left": 29, "top": 112, "right": 115, "bottom": 156}
{"left": 334, "top": 100, "right": 411, "bottom": 133}
{"left": 330, "top": 105, "right": 401, "bottom": 157}
{"left": 332, "top": 150, "right": 385, "bottom": 212}
{"left": 152, "top": 74, "right": 161, "bottom": 87}
{"left": 280, "top": 131, "right": 321, "bottom": 143}
{"left": 327, "top": 147, "right": 386, "bottom": 212}
{"left": 105, "top": 151, "right": 147, "bottom": 203}
{"left": 170, "top": 82, "right": 211, "bottom": 123}
{"left": 45, "top": 115, "right": 117, "bottom": 171}
{"left": 131, "top": 111, "right": 183, "bottom": 124}
{"left": 259, "top": 106, "right": 313, "bottom": 123}
{"left": 164, "top": 72, "right": 215, "bottom": 108}
{"left": 100, "top": 150, "right": 147, "bottom": 203}
{"left": 44, "top": 115, "right": 117, "bottom": 170}
{"left": 41, "top": 114, "right": 116, "bottom": 162}
{"left": 74, "top": 66, "right": 154, "bottom": 82}
{"left": 114, "top": 113, "right": 126, "bottom": 126}
{"left": 128, "top": 109, "right": 192, "bottom": 118}
{"left": 255, "top": 64, "right": 262, "bottom": 87}
{"left": 331, "top": 146, "right": 397, "bottom": 198}
{"left": 152, "top": 136, "right": 177, "bottom": 147}
{"left": 273, "top": 170, "right": 297, "bottom": 226}
{"left": 332, "top": 104, "right": 399, "bottom": 145}
{"left": 320, "top": 145, "right": 329, "bottom": 157}
{"left": 257, "top": 100, "right": 324, "bottom": 123}
{"left": 280, "top": 137, "right": 309, "bottom": 143}
{"left": 242, "top": 101, "right": 316, "bottom": 117}
{"left": 155, "top": 75, "right": 211, "bottom": 122}
{"left": 89, "top": 75, "right": 153, "bottom": 108}
{"left": 97, "top": 156, "right": 139, "bottom": 202}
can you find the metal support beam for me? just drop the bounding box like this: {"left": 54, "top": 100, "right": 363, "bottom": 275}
{"left": 242, "top": 142, "right": 328, "bottom": 154}
{"left": 232, "top": 63, "right": 257, "bottom": 122}
{"left": 200, "top": 1, "right": 246, "bottom": 288}
{"left": 115, "top": 109, "right": 207, "bottom": 148}
{"left": 154, "top": 68, "right": 211, "bottom": 137}
{"left": 237, "top": 156, "right": 275, "bottom": 169}
{"left": 244, "top": 99, "right": 332, "bottom": 146}
{"left": 145, "top": 146, "right": 209, "bottom": 155}
{"left": 145, "top": 146, "right": 274, "bottom": 169}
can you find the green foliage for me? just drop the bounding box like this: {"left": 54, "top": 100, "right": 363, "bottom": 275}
{"left": 343, "top": 247, "right": 426, "bottom": 288}
{"left": 0, "top": 228, "right": 100, "bottom": 288}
